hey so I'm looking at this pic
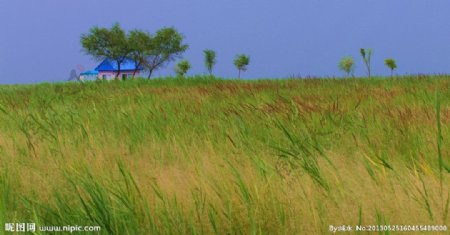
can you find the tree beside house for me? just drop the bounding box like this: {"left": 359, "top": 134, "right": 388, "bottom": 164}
{"left": 80, "top": 23, "right": 188, "bottom": 80}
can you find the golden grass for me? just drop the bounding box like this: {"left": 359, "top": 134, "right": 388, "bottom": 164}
{"left": 0, "top": 77, "right": 449, "bottom": 234}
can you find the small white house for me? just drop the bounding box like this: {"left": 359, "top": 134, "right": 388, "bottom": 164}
{"left": 80, "top": 58, "right": 144, "bottom": 80}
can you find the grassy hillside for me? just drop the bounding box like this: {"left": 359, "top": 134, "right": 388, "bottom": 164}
{"left": 0, "top": 76, "right": 449, "bottom": 234}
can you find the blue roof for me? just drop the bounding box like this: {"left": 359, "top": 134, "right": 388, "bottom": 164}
{"left": 95, "top": 58, "right": 144, "bottom": 72}
{"left": 80, "top": 70, "right": 99, "bottom": 76}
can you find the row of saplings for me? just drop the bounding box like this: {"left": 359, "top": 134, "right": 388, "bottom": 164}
{"left": 339, "top": 48, "right": 398, "bottom": 78}
{"left": 81, "top": 23, "right": 250, "bottom": 79}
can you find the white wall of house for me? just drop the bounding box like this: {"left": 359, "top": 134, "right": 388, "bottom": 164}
{"left": 98, "top": 71, "right": 141, "bottom": 80}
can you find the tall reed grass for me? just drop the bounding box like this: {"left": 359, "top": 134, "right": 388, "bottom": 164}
{"left": 0, "top": 76, "right": 448, "bottom": 234}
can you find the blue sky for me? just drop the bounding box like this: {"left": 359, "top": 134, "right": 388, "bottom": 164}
{"left": 1, "top": 0, "right": 450, "bottom": 84}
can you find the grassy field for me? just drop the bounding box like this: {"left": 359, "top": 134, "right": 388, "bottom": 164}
{"left": 0, "top": 76, "right": 449, "bottom": 234}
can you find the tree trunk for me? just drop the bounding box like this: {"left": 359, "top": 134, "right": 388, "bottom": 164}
{"left": 238, "top": 69, "right": 241, "bottom": 79}
{"left": 116, "top": 62, "right": 121, "bottom": 80}
{"left": 132, "top": 61, "right": 142, "bottom": 78}
{"left": 147, "top": 68, "right": 154, "bottom": 79}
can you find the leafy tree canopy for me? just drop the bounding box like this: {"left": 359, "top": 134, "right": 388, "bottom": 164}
{"left": 175, "top": 60, "right": 191, "bottom": 77}
{"left": 81, "top": 23, "right": 130, "bottom": 79}
{"left": 204, "top": 49, "right": 216, "bottom": 76}
{"left": 339, "top": 56, "right": 355, "bottom": 78}
{"left": 81, "top": 24, "right": 188, "bottom": 79}
{"left": 234, "top": 54, "right": 250, "bottom": 79}
{"left": 128, "top": 30, "right": 153, "bottom": 77}
{"left": 145, "top": 28, "right": 189, "bottom": 78}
